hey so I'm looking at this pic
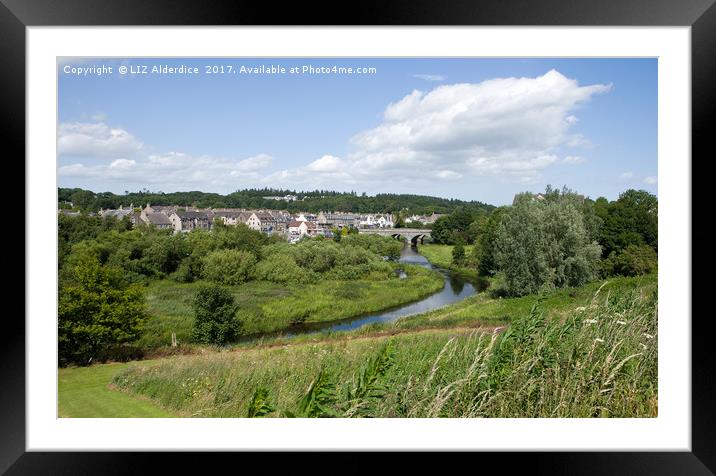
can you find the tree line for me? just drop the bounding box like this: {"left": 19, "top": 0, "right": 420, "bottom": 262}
{"left": 430, "top": 186, "right": 657, "bottom": 296}
{"left": 58, "top": 187, "right": 495, "bottom": 216}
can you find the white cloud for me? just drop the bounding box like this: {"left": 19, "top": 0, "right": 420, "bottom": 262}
{"left": 643, "top": 175, "right": 657, "bottom": 184}
{"left": 60, "top": 143, "right": 275, "bottom": 191}
{"left": 233, "top": 153, "right": 274, "bottom": 173}
{"left": 435, "top": 170, "right": 462, "bottom": 179}
{"left": 109, "top": 158, "right": 136, "bottom": 169}
{"left": 58, "top": 122, "right": 143, "bottom": 158}
{"left": 563, "top": 155, "right": 587, "bottom": 164}
{"left": 413, "top": 74, "right": 447, "bottom": 82}
{"left": 619, "top": 171, "right": 634, "bottom": 180}
{"left": 272, "top": 69, "right": 610, "bottom": 188}
{"left": 305, "top": 155, "right": 344, "bottom": 173}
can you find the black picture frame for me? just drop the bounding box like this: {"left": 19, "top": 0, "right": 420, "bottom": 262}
{"left": 4, "top": 0, "right": 710, "bottom": 473}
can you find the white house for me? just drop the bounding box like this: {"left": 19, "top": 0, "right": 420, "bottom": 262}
{"left": 246, "top": 212, "right": 262, "bottom": 231}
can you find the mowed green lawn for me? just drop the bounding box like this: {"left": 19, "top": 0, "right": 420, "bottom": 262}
{"left": 58, "top": 362, "right": 175, "bottom": 417}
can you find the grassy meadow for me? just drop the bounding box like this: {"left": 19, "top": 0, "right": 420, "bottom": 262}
{"left": 138, "top": 263, "right": 444, "bottom": 347}
{"left": 111, "top": 276, "right": 657, "bottom": 417}
{"left": 418, "top": 243, "right": 480, "bottom": 279}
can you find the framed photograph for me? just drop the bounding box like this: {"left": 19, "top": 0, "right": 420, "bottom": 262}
{"left": 6, "top": 0, "right": 710, "bottom": 472}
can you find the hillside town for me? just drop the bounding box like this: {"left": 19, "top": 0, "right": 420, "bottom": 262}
{"left": 60, "top": 203, "right": 443, "bottom": 243}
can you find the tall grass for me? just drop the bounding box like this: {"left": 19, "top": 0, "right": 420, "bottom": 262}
{"left": 113, "top": 280, "right": 657, "bottom": 418}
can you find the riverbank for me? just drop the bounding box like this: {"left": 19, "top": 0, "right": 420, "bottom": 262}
{"left": 416, "top": 243, "right": 481, "bottom": 280}
{"left": 59, "top": 273, "right": 657, "bottom": 417}
{"left": 108, "top": 273, "right": 657, "bottom": 418}
{"left": 139, "top": 262, "right": 444, "bottom": 348}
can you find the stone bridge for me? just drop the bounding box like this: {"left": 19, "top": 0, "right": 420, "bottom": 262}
{"left": 359, "top": 228, "right": 432, "bottom": 245}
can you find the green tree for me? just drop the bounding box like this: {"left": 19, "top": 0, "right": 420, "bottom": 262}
{"left": 58, "top": 256, "right": 148, "bottom": 365}
{"left": 191, "top": 285, "right": 242, "bottom": 344}
{"left": 602, "top": 244, "right": 657, "bottom": 277}
{"left": 452, "top": 243, "right": 466, "bottom": 265}
{"left": 597, "top": 189, "right": 658, "bottom": 257}
{"left": 394, "top": 214, "right": 406, "bottom": 228}
{"left": 476, "top": 207, "right": 506, "bottom": 276}
{"left": 202, "top": 249, "right": 256, "bottom": 285}
{"left": 494, "top": 196, "right": 601, "bottom": 296}
{"left": 70, "top": 189, "right": 96, "bottom": 211}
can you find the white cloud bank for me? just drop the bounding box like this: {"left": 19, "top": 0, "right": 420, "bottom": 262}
{"left": 266, "top": 69, "right": 609, "bottom": 188}
{"left": 58, "top": 122, "right": 143, "bottom": 157}
{"left": 60, "top": 149, "right": 275, "bottom": 191}
{"left": 59, "top": 69, "right": 609, "bottom": 193}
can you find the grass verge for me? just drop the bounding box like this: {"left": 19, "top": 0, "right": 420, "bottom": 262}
{"left": 58, "top": 362, "right": 175, "bottom": 417}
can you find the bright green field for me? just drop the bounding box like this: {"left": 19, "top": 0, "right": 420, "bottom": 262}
{"left": 58, "top": 362, "right": 174, "bottom": 417}
{"left": 417, "top": 243, "right": 479, "bottom": 278}
{"left": 138, "top": 264, "right": 444, "bottom": 347}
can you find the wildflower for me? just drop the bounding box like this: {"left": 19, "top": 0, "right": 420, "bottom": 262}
{"left": 585, "top": 319, "right": 598, "bottom": 324}
{"left": 575, "top": 306, "right": 586, "bottom": 312}
{"left": 594, "top": 338, "right": 605, "bottom": 343}
{"left": 617, "top": 320, "right": 627, "bottom": 325}
{"left": 640, "top": 343, "right": 647, "bottom": 350}
{"left": 643, "top": 333, "right": 654, "bottom": 339}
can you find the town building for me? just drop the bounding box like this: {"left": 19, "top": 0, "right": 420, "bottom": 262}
{"left": 140, "top": 210, "right": 173, "bottom": 230}
{"left": 169, "top": 210, "right": 214, "bottom": 232}
{"left": 288, "top": 220, "right": 318, "bottom": 241}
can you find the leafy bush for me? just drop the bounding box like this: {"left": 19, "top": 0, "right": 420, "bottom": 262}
{"left": 290, "top": 240, "right": 340, "bottom": 272}
{"left": 58, "top": 256, "right": 148, "bottom": 365}
{"left": 255, "top": 252, "right": 317, "bottom": 284}
{"left": 202, "top": 249, "right": 257, "bottom": 285}
{"left": 340, "top": 234, "right": 403, "bottom": 261}
{"left": 602, "top": 244, "right": 657, "bottom": 277}
{"left": 191, "top": 285, "right": 242, "bottom": 344}
{"left": 452, "top": 243, "right": 466, "bottom": 265}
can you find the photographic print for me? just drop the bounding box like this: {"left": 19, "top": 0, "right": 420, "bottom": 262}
{"left": 57, "top": 57, "right": 658, "bottom": 419}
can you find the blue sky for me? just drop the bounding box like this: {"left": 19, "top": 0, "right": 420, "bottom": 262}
{"left": 58, "top": 58, "right": 657, "bottom": 206}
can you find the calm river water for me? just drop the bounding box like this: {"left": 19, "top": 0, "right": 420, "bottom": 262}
{"left": 244, "top": 244, "right": 488, "bottom": 340}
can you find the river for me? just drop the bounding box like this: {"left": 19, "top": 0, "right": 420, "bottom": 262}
{"left": 244, "top": 244, "right": 489, "bottom": 340}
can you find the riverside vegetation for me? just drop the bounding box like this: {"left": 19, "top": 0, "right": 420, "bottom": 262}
{"left": 58, "top": 185, "right": 658, "bottom": 418}
{"left": 109, "top": 276, "right": 656, "bottom": 417}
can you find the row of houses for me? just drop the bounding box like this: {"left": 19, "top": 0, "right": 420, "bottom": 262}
{"left": 91, "top": 204, "right": 398, "bottom": 241}
{"left": 404, "top": 212, "right": 444, "bottom": 224}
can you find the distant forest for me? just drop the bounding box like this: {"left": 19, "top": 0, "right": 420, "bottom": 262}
{"left": 58, "top": 187, "right": 496, "bottom": 215}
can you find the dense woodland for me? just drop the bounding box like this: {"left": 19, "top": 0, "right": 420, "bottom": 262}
{"left": 58, "top": 187, "right": 495, "bottom": 216}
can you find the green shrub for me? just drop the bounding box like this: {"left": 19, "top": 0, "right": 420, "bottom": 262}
{"left": 290, "top": 240, "right": 340, "bottom": 272}
{"left": 58, "top": 256, "right": 148, "bottom": 365}
{"left": 191, "top": 285, "right": 242, "bottom": 344}
{"left": 452, "top": 243, "right": 466, "bottom": 265}
{"left": 603, "top": 245, "right": 657, "bottom": 277}
{"left": 255, "top": 252, "right": 318, "bottom": 284}
{"left": 202, "top": 249, "right": 256, "bottom": 285}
